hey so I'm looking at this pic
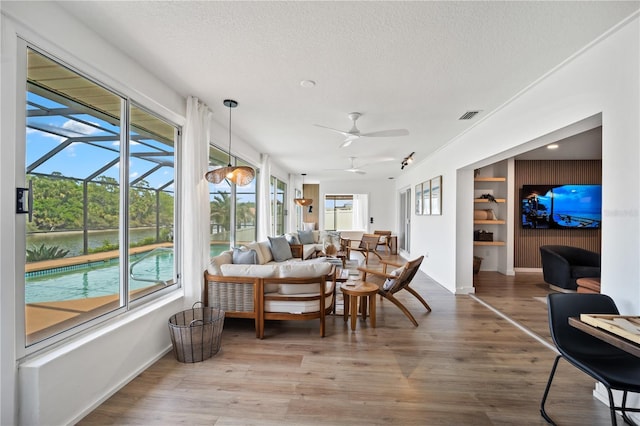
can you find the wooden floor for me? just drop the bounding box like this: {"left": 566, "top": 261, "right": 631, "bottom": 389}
{"left": 78, "top": 262, "right": 617, "bottom": 425}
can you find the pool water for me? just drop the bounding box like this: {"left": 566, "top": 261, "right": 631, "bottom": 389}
{"left": 25, "top": 244, "right": 229, "bottom": 304}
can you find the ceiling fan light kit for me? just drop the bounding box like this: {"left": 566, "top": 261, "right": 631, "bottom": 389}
{"left": 314, "top": 112, "right": 409, "bottom": 148}
{"left": 205, "top": 99, "right": 256, "bottom": 186}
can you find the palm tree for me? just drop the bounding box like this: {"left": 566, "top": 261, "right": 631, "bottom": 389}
{"left": 210, "top": 192, "right": 231, "bottom": 233}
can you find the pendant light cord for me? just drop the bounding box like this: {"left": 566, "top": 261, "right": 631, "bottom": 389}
{"left": 227, "top": 104, "right": 232, "bottom": 167}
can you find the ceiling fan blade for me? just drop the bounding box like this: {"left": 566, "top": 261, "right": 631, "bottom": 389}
{"left": 313, "top": 124, "right": 352, "bottom": 137}
{"left": 345, "top": 168, "right": 366, "bottom": 174}
{"left": 339, "top": 139, "right": 354, "bottom": 148}
{"left": 360, "top": 129, "right": 410, "bottom": 138}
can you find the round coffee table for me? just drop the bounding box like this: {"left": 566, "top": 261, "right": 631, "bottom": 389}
{"left": 341, "top": 281, "right": 378, "bottom": 331}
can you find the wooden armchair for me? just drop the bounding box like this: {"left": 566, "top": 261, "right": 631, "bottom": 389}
{"left": 350, "top": 234, "right": 383, "bottom": 265}
{"left": 358, "top": 256, "right": 431, "bottom": 326}
{"left": 373, "top": 230, "right": 392, "bottom": 254}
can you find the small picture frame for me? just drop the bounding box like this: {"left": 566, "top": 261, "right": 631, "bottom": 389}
{"left": 415, "top": 183, "right": 422, "bottom": 215}
{"left": 430, "top": 176, "right": 442, "bottom": 215}
{"left": 422, "top": 181, "right": 431, "bottom": 215}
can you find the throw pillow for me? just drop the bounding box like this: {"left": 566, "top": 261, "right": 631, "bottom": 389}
{"left": 268, "top": 236, "right": 293, "bottom": 262}
{"left": 285, "top": 233, "right": 301, "bottom": 245}
{"left": 383, "top": 266, "right": 405, "bottom": 291}
{"left": 298, "top": 230, "right": 315, "bottom": 244}
{"left": 232, "top": 247, "right": 257, "bottom": 265}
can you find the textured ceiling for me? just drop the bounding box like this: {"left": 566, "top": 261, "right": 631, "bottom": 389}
{"left": 57, "top": 1, "right": 638, "bottom": 181}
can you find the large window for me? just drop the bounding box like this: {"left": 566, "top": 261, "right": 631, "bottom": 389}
{"left": 325, "top": 194, "right": 369, "bottom": 231}
{"left": 325, "top": 195, "right": 353, "bottom": 231}
{"left": 270, "top": 176, "right": 286, "bottom": 236}
{"left": 24, "top": 48, "right": 179, "bottom": 347}
{"left": 208, "top": 146, "right": 257, "bottom": 251}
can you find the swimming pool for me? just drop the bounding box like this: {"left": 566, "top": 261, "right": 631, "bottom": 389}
{"left": 25, "top": 244, "right": 229, "bottom": 304}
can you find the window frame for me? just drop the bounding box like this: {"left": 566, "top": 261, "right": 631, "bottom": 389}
{"left": 18, "top": 42, "right": 182, "bottom": 356}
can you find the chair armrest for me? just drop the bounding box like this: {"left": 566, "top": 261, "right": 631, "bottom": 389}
{"left": 357, "top": 266, "right": 395, "bottom": 281}
{"left": 379, "top": 259, "right": 403, "bottom": 268}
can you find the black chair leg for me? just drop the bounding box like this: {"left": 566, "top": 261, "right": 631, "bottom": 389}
{"left": 607, "top": 387, "right": 619, "bottom": 426}
{"left": 541, "top": 354, "right": 561, "bottom": 425}
{"left": 621, "top": 391, "right": 639, "bottom": 426}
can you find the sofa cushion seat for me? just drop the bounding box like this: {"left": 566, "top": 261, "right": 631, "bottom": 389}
{"left": 264, "top": 285, "right": 334, "bottom": 314}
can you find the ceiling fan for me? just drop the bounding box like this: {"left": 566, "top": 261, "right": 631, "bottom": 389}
{"left": 315, "top": 112, "right": 409, "bottom": 148}
{"left": 326, "top": 157, "right": 392, "bottom": 175}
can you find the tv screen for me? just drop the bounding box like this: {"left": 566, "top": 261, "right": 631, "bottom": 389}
{"left": 521, "top": 184, "right": 602, "bottom": 229}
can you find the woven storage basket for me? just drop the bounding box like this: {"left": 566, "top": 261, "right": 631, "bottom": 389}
{"left": 168, "top": 303, "right": 225, "bottom": 363}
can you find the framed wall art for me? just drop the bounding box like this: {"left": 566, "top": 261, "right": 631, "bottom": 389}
{"left": 430, "top": 175, "right": 442, "bottom": 215}
{"left": 415, "top": 183, "right": 422, "bottom": 215}
{"left": 422, "top": 180, "right": 431, "bottom": 215}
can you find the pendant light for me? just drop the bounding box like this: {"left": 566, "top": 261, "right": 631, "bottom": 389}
{"left": 205, "top": 99, "right": 255, "bottom": 186}
{"left": 294, "top": 173, "right": 313, "bottom": 207}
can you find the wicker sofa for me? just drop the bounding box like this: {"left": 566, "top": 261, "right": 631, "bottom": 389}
{"left": 204, "top": 244, "right": 335, "bottom": 338}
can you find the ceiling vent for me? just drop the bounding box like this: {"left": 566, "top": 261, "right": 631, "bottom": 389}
{"left": 459, "top": 110, "right": 480, "bottom": 120}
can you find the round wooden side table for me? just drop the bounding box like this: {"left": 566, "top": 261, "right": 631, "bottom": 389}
{"left": 341, "top": 281, "right": 378, "bottom": 331}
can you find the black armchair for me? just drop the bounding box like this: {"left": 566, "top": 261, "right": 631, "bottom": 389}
{"left": 539, "top": 245, "right": 601, "bottom": 291}
{"left": 541, "top": 293, "right": 640, "bottom": 425}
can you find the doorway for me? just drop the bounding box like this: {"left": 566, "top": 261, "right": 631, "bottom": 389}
{"left": 398, "top": 188, "right": 411, "bottom": 253}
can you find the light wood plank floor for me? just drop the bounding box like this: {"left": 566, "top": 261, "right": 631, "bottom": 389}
{"left": 79, "top": 261, "right": 616, "bottom": 425}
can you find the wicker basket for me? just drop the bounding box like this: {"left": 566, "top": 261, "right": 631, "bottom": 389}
{"left": 168, "top": 303, "right": 225, "bottom": 363}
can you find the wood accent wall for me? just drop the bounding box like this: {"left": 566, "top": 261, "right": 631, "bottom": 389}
{"left": 302, "top": 183, "right": 319, "bottom": 228}
{"left": 514, "top": 160, "right": 602, "bottom": 268}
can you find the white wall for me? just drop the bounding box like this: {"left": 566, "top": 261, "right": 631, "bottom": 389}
{"left": 395, "top": 12, "right": 640, "bottom": 309}
{"left": 1, "top": 3, "right": 192, "bottom": 424}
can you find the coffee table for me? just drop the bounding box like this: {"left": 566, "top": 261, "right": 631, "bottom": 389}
{"left": 341, "top": 281, "right": 378, "bottom": 331}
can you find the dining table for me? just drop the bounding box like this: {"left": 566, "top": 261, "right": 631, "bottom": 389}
{"left": 569, "top": 316, "right": 640, "bottom": 358}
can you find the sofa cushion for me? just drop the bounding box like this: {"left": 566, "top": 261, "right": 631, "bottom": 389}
{"left": 268, "top": 236, "right": 293, "bottom": 262}
{"left": 208, "top": 250, "right": 232, "bottom": 275}
{"left": 285, "top": 233, "right": 301, "bottom": 245}
{"left": 277, "top": 262, "right": 332, "bottom": 294}
{"left": 220, "top": 264, "right": 278, "bottom": 278}
{"left": 298, "top": 230, "right": 315, "bottom": 244}
{"left": 278, "top": 262, "right": 332, "bottom": 278}
{"left": 244, "top": 242, "right": 266, "bottom": 264}
{"left": 232, "top": 247, "right": 257, "bottom": 264}
{"left": 264, "top": 290, "right": 333, "bottom": 314}
{"left": 257, "top": 241, "right": 274, "bottom": 264}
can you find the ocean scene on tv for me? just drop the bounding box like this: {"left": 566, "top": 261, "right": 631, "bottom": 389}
{"left": 521, "top": 184, "right": 602, "bottom": 229}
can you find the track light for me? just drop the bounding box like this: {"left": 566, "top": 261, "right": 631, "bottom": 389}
{"left": 401, "top": 152, "right": 415, "bottom": 170}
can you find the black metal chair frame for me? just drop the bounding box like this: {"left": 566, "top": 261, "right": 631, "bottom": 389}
{"left": 541, "top": 293, "right": 640, "bottom": 425}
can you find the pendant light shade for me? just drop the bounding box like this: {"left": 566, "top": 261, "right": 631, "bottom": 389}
{"left": 205, "top": 99, "right": 255, "bottom": 186}
{"left": 294, "top": 173, "right": 313, "bottom": 206}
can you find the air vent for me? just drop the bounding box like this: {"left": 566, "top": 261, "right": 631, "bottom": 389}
{"left": 459, "top": 110, "right": 480, "bottom": 120}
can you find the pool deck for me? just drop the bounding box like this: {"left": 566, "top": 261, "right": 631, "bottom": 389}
{"left": 25, "top": 243, "right": 173, "bottom": 344}
{"left": 25, "top": 242, "right": 174, "bottom": 273}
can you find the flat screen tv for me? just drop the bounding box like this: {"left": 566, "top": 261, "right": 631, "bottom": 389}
{"left": 520, "top": 184, "right": 602, "bottom": 229}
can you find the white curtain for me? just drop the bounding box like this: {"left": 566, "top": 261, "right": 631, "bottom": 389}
{"left": 181, "top": 96, "right": 212, "bottom": 305}
{"left": 352, "top": 194, "right": 369, "bottom": 232}
{"left": 257, "top": 154, "right": 272, "bottom": 241}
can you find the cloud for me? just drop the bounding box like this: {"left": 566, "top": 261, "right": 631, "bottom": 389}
{"left": 62, "top": 120, "right": 98, "bottom": 135}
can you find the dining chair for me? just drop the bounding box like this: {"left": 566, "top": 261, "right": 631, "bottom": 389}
{"left": 541, "top": 293, "right": 640, "bottom": 425}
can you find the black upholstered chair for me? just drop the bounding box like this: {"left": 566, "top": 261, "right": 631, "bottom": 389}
{"left": 539, "top": 245, "right": 601, "bottom": 291}
{"left": 541, "top": 293, "right": 640, "bottom": 425}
